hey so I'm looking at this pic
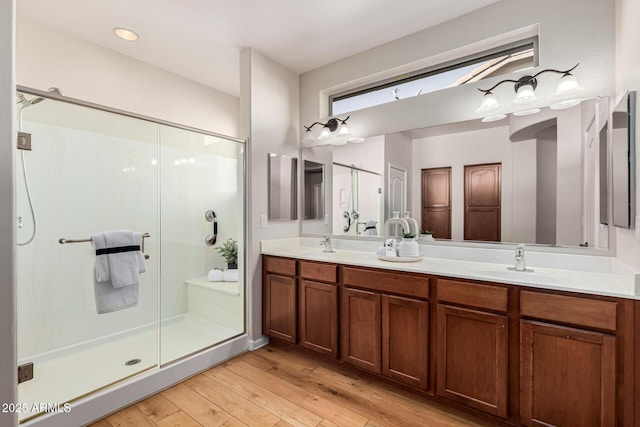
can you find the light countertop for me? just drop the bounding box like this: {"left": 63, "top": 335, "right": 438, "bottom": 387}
{"left": 261, "top": 238, "right": 639, "bottom": 300}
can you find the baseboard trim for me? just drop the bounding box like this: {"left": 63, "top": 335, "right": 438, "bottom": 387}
{"left": 249, "top": 335, "right": 269, "bottom": 350}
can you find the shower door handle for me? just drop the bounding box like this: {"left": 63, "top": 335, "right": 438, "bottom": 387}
{"left": 205, "top": 210, "right": 217, "bottom": 246}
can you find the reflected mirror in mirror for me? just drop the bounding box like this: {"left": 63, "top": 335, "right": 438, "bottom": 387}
{"left": 301, "top": 98, "right": 610, "bottom": 250}
{"left": 268, "top": 153, "right": 298, "bottom": 221}
{"left": 612, "top": 91, "right": 636, "bottom": 228}
{"left": 303, "top": 160, "right": 325, "bottom": 220}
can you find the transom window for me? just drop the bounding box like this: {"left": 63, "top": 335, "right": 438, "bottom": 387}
{"left": 330, "top": 38, "right": 538, "bottom": 116}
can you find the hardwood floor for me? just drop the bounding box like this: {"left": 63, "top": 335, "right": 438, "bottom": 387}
{"left": 90, "top": 343, "right": 489, "bottom": 427}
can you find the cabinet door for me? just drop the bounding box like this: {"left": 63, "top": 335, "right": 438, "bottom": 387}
{"left": 341, "top": 287, "right": 381, "bottom": 373}
{"left": 264, "top": 273, "right": 297, "bottom": 343}
{"left": 437, "top": 304, "right": 508, "bottom": 418}
{"left": 382, "top": 295, "right": 428, "bottom": 388}
{"left": 299, "top": 279, "right": 338, "bottom": 358}
{"left": 520, "top": 320, "right": 616, "bottom": 427}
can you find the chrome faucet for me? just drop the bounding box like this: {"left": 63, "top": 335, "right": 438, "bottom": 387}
{"left": 514, "top": 244, "right": 526, "bottom": 271}
{"left": 320, "top": 235, "right": 335, "bottom": 253}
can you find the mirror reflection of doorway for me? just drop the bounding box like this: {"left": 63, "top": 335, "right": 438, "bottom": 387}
{"left": 421, "top": 167, "right": 451, "bottom": 238}
{"left": 464, "top": 163, "right": 501, "bottom": 242}
{"left": 388, "top": 164, "right": 407, "bottom": 236}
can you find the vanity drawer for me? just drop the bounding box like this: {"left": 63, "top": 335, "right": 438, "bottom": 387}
{"left": 520, "top": 290, "right": 617, "bottom": 332}
{"left": 264, "top": 256, "right": 297, "bottom": 276}
{"left": 300, "top": 261, "right": 337, "bottom": 283}
{"left": 342, "top": 266, "right": 429, "bottom": 299}
{"left": 437, "top": 279, "right": 508, "bottom": 313}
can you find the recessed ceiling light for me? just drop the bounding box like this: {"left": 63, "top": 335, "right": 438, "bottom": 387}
{"left": 113, "top": 27, "right": 140, "bottom": 42}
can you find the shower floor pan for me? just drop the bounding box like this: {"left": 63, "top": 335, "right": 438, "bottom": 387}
{"left": 18, "top": 313, "right": 239, "bottom": 422}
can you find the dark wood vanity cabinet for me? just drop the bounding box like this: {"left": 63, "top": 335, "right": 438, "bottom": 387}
{"left": 520, "top": 321, "right": 615, "bottom": 427}
{"left": 519, "top": 291, "right": 618, "bottom": 427}
{"left": 341, "top": 266, "right": 430, "bottom": 388}
{"left": 341, "top": 287, "right": 382, "bottom": 372}
{"left": 436, "top": 279, "right": 509, "bottom": 418}
{"left": 263, "top": 257, "right": 297, "bottom": 343}
{"left": 382, "top": 294, "right": 429, "bottom": 388}
{"left": 262, "top": 255, "right": 636, "bottom": 426}
{"left": 299, "top": 261, "right": 339, "bottom": 358}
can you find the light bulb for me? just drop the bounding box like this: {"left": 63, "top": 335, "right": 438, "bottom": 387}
{"left": 337, "top": 123, "right": 350, "bottom": 136}
{"left": 476, "top": 92, "right": 501, "bottom": 114}
{"left": 319, "top": 126, "right": 331, "bottom": 140}
{"left": 513, "top": 84, "right": 537, "bottom": 105}
{"left": 553, "top": 73, "right": 584, "bottom": 98}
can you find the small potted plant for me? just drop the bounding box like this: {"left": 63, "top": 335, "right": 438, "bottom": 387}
{"left": 215, "top": 238, "right": 238, "bottom": 270}
{"left": 420, "top": 229, "right": 434, "bottom": 240}
{"left": 398, "top": 232, "right": 419, "bottom": 257}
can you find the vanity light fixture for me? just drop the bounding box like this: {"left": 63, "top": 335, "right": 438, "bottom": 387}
{"left": 476, "top": 63, "right": 584, "bottom": 120}
{"left": 113, "top": 27, "right": 140, "bottom": 42}
{"left": 303, "top": 116, "right": 362, "bottom": 146}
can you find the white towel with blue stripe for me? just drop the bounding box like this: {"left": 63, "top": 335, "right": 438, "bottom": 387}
{"left": 91, "top": 231, "right": 146, "bottom": 314}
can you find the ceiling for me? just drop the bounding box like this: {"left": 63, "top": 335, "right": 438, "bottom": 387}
{"left": 17, "top": 0, "right": 498, "bottom": 98}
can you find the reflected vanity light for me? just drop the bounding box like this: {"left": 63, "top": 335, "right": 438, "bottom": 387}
{"left": 481, "top": 114, "right": 507, "bottom": 123}
{"left": 303, "top": 116, "right": 362, "bottom": 147}
{"left": 476, "top": 63, "right": 584, "bottom": 121}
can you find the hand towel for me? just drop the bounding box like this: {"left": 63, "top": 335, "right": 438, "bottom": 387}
{"left": 103, "top": 231, "right": 146, "bottom": 288}
{"left": 91, "top": 231, "right": 145, "bottom": 314}
{"left": 223, "top": 269, "right": 238, "bottom": 282}
{"left": 208, "top": 269, "right": 224, "bottom": 282}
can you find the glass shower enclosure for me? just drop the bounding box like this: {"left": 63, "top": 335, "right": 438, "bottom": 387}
{"left": 15, "top": 87, "right": 245, "bottom": 422}
{"left": 332, "top": 162, "right": 382, "bottom": 236}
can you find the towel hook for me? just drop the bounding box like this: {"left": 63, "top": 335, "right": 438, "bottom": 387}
{"left": 205, "top": 210, "right": 217, "bottom": 246}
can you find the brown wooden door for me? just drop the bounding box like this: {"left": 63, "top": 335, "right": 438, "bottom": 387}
{"left": 520, "top": 320, "right": 616, "bottom": 427}
{"left": 341, "top": 287, "right": 381, "bottom": 373}
{"left": 436, "top": 304, "right": 508, "bottom": 418}
{"left": 299, "top": 279, "right": 338, "bottom": 358}
{"left": 464, "top": 163, "right": 501, "bottom": 241}
{"left": 421, "top": 167, "right": 451, "bottom": 238}
{"left": 382, "top": 295, "right": 428, "bottom": 389}
{"left": 263, "top": 273, "right": 297, "bottom": 343}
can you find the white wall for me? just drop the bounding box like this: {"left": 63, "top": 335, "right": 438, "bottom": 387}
{"left": 555, "top": 106, "right": 584, "bottom": 244}
{"left": 615, "top": 0, "right": 640, "bottom": 269}
{"left": 0, "top": 1, "right": 17, "bottom": 425}
{"left": 241, "top": 49, "right": 299, "bottom": 342}
{"left": 512, "top": 139, "right": 537, "bottom": 243}
{"left": 300, "top": 0, "right": 615, "bottom": 139}
{"left": 16, "top": 19, "right": 239, "bottom": 137}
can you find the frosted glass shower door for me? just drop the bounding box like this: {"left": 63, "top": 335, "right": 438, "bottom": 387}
{"left": 159, "top": 126, "right": 245, "bottom": 365}
{"left": 16, "top": 95, "right": 160, "bottom": 422}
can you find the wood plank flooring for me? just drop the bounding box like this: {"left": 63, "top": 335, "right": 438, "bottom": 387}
{"left": 90, "top": 343, "right": 489, "bottom": 427}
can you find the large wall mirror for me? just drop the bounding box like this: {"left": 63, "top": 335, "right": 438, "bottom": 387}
{"left": 268, "top": 153, "right": 298, "bottom": 221}
{"left": 301, "top": 97, "right": 613, "bottom": 250}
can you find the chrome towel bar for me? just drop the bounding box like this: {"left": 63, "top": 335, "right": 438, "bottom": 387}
{"left": 59, "top": 232, "right": 151, "bottom": 260}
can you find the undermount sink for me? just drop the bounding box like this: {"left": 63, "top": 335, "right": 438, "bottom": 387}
{"left": 478, "top": 269, "right": 557, "bottom": 284}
